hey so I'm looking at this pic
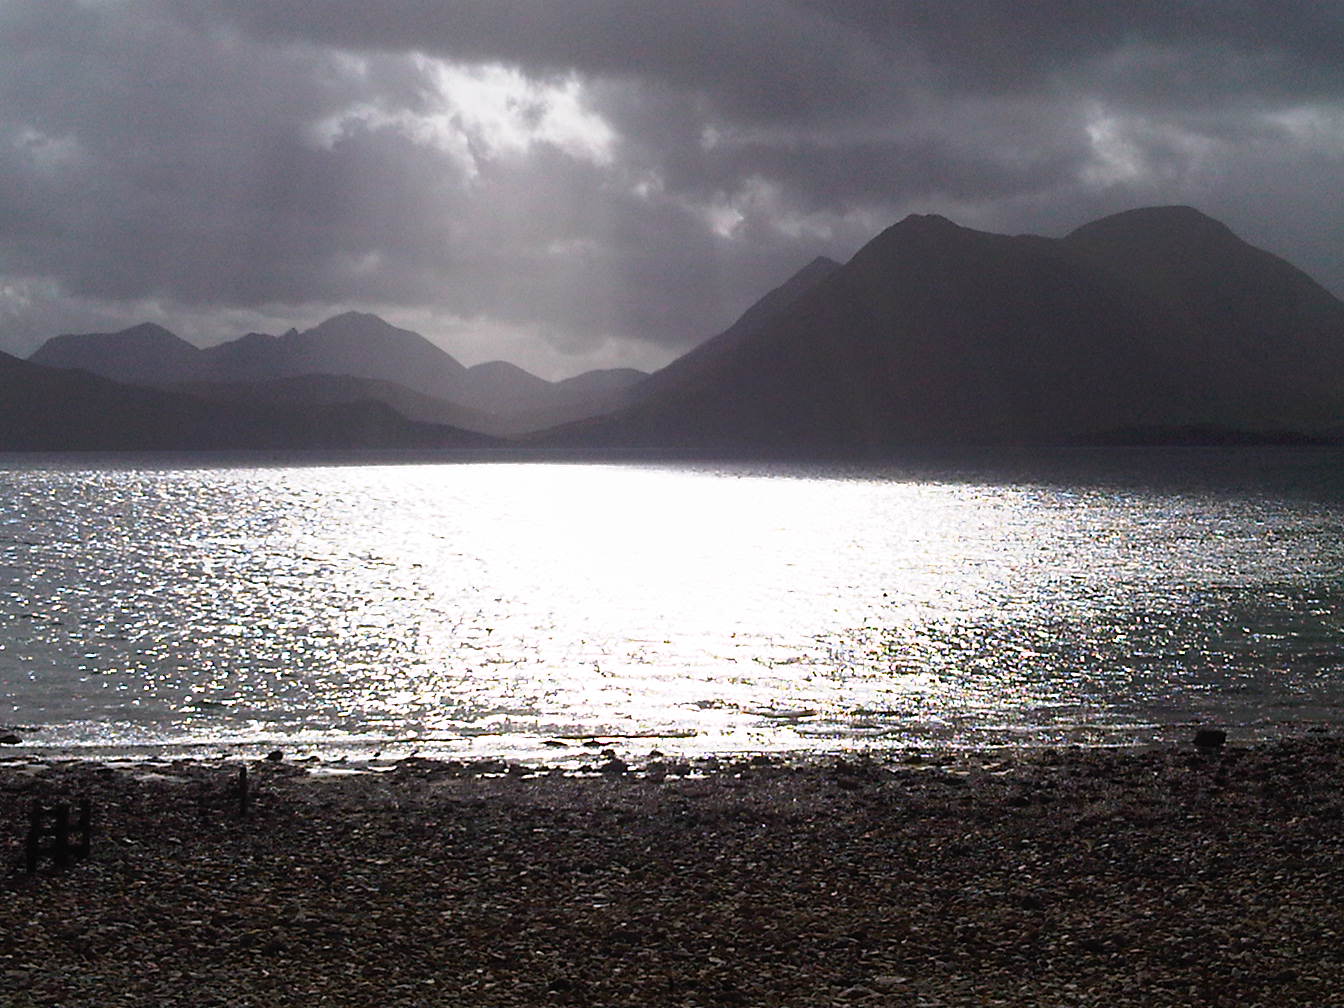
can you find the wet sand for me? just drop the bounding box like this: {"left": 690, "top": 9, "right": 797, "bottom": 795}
{"left": 3, "top": 736, "right": 1343, "bottom": 1007}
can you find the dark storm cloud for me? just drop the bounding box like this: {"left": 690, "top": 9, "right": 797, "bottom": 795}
{"left": 1, "top": 0, "right": 1340, "bottom": 375}
{"left": 181, "top": 0, "right": 1344, "bottom": 108}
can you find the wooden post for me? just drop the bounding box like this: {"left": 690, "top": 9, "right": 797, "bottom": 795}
{"left": 53, "top": 804, "right": 70, "bottom": 869}
{"left": 75, "top": 798, "right": 92, "bottom": 859}
{"left": 23, "top": 797, "right": 92, "bottom": 872}
{"left": 25, "top": 800, "right": 41, "bottom": 875}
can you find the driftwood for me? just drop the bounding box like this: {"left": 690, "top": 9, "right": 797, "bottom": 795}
{"left": 25, "top": 798, "right": 91, "bottom": 873}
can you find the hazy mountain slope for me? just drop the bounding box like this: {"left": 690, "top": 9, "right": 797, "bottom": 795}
{"left": 197, "top": 312, "right": 471, "bottom": 399}
{"left": 176, "top": 374, "right": 503, "bottom": 436}
{"left": 452, "top": 361, "right": 649, "bottom": 427}
{"left": 554, "top": 368, "right": 649, "bottom": 398}
{"left": 29, "top": 323, "right": 203, "bottom": 386}
{"left": 27, "top": 312, "right": 649, "bottom": 429}
{"left": 631, "top": 255, "right": 842, "bottom": 404}
{"left": 0, "top": 352, "right": 496, "bottom": 452}
{"left": 552, "top": 208, "right": 1344, "bottom": 453}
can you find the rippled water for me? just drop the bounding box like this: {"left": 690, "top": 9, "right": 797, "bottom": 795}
{"left": 2, "top": 449, "right": 1342, "bottom": 758}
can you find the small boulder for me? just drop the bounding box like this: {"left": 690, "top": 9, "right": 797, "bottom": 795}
{"left": 872, "top": 975, "right": 910, "bottom": 990}
{"left": 266, "top": 749, "right": 284, "bottom": 761}
{"left": 0, "top": 733, "right": 21, "bottom": 745}
{"left": 1193, "top": 728, "right": 1227, "bottom": 750}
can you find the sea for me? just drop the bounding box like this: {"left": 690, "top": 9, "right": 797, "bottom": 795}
{"left": 2, "top": 447, "right": 1342, "bottom": 761}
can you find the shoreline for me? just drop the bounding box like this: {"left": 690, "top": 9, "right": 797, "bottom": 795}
{"left": 4, "top": 732, "right": 1343, "bottom": 1006}
{"left": 4, "top": 712, "right": 1339, "bottom": 768}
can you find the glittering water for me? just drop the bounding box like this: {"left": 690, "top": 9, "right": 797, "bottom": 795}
{"left": 2, "top": 449, "right": 1342, "bottom": 758}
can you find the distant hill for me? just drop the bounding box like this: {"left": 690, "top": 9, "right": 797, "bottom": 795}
{"left": 548, "top": 208, "right": 1344, "bottom": 453}
{"left": 199, "top": 312, "right": 471, "bottom": 399}
{"left": 0, "top": 352, "right": 497, "bottom": 452}
{"left": 29, "top": 311, "right": 647, "bottom": 433}
{"left": 30, "top": 322, "right": 202, "bottom": 386}
{"left": 174, "top": 373, "right": 502, "bottom": 436}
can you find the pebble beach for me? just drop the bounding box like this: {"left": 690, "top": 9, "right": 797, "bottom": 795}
{"left": 3, "top": 735, "right": 1343, "bottom": 1007}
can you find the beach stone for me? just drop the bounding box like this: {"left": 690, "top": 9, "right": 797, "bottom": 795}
{"left": 468, "top": 758, "right": 507, "bottom": 775}
{"left": 1193, "top": 729, "right": 1227, "bottom": 750}
{"left": 599, "top": 756, "right": 628, "bottom": 775}
{"left": 0, "top": 733, "right": 20, "bottom": 745}
{"left": 872, "top": 974, "right": 910, "bottom": 989}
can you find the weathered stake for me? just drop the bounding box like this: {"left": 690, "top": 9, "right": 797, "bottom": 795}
{"left": 53, "top": 803, "right": 70, "bottom": 869}
{"left": 24, "top": 797, "right": 93, "bottom": 873}
{"left": 75, "top": 798, "right": 92, "bottom": 859}
{"left": 238, "top": 765, "right": 251, "bottom": 816}
{"left": 25, "top": 800, "right": 41, "bottom": 874}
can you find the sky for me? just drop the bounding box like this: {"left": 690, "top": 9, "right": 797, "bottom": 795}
{"left": 1, "top": 2, "right": 1341, "bottom": 380}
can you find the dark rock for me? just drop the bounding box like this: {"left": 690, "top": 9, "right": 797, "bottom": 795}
{"left": 599, "top": 756, "right": 628, "bottom": 775}
{"left": 266, "top": 749, "right": 283, "bottom": 761}
{"left": 468, "top": 758, "right": 508, "bottom": 775}
{"left": 0, "top": 733, "right": 21, "bottom": 745}
{"left": 1193, "top": 729, "right": 1227, "bottom": 750}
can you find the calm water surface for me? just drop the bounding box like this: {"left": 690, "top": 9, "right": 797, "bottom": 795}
{"left": 2, "top": 449, "right": 1342, "bottom": 759}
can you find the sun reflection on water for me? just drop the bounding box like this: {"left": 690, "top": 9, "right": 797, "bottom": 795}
{"left": 1, "top": 455, "right": 1343, "bottom": 756}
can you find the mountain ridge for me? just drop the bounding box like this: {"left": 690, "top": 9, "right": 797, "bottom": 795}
{"left": 17, "top": 206, "right": 1344, "bottom": 455}
{"left": 547, "top": 205, "right": 1344, "bottom": 453}
{"left": 0, "top": 351, "right": 498, "bottom": 452}
{"left": 28, "top": 312, "right": 649, "bottom": 432}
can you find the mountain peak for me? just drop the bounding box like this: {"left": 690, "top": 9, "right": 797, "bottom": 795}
{"left": 119, "top": 321, "right": 179, "bottom": 339}
{"left": 896, "top": 213, "right": 958, "bottom": 228}
{"left": 325, "top": 310, "right": 381, "bottom": 324}
{"left": 27, "top": 320, "right": 202, "bottom": 385}
{"left": 1066, "top": 205, "right": 1236, "bottom": 245}
{"left": 862, "top": 212, "right": 993, "bottom": 255}
{"left": 309, "top": 310, "right": 397, "bottom": 334}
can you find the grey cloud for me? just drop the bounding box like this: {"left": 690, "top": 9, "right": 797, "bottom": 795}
{"left": 181, "top": 0, "right": 1344, "bottom": 110}
{"left": 0, "top": 0, "right": 1340, "bottom": 375}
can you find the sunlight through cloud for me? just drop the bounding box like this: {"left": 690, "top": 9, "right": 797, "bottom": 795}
{"left": 306, "top": 58, "right": 616, "bottom": 180}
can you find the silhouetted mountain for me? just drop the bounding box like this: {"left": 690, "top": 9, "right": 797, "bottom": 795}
{"left": 0, "top": 352, "right": 496, "bottom": 452}
{"left": 451, "top": 359, "right": 549, "bottom": 414}
{"left": 199, "top": 312, "right": 470, "bottom": 397}
{"left": 626, "top": 255, "right": 842, "bottom": 406}
{"left": 28, "top": 311, "right": 648, "bottom": 431}
{"left": 550, "top": 209, "right": 1344, "bottom": 453}
{"left": 30, "top": 322, "right": 202, "bottom": 385}
{"left": 492, "top": 368, "right": 654, "bottom": 435}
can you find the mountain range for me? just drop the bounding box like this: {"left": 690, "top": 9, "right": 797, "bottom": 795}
{"left": 30, "top": 312, "right": 647, "bottom": 437}
{"left": 10, "top": 205, "right": 1344, "bottom": 454}
{"left": 0, "top": 349, "right": 495, "bottom": 452}
{"left": 551, "top": 206, "right": 1344, "bottom": 453}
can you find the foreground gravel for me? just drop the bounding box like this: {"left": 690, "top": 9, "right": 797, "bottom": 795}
{"left": 2, "top": 736, "right": 1342, "bottom": 1007}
